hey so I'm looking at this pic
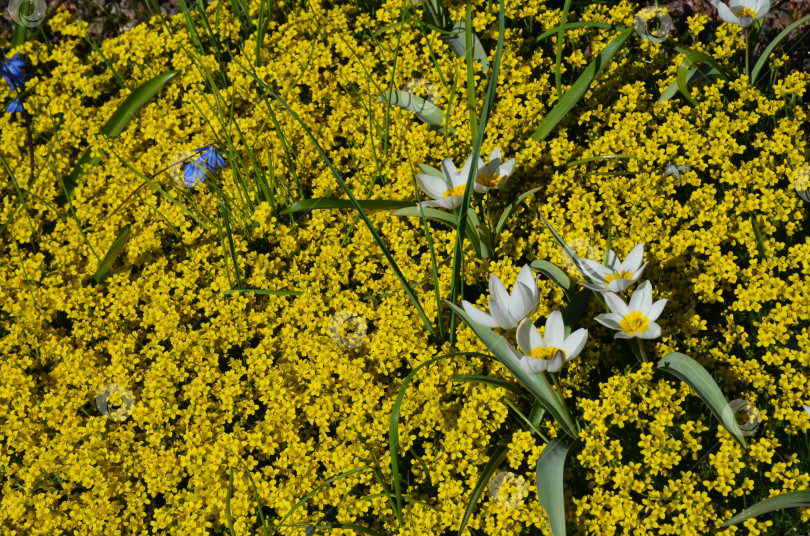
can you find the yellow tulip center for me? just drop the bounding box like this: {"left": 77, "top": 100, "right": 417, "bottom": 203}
{"left": 443, "top": 184, "right": 467, "bottom": 197}
{"left": 619, "top": 311, "right": 650, "bottom": 336}
{"left": 477, "top": 172, "right": 501, "bottom": 188}
{"left": 739, "top": 7, "right": 757, "bottom": 18}
{"left": 604, "top": 270, "right": 634, "bottom": 285}
{"left": 529, "top": 346, "right": 565, "bottom": 361}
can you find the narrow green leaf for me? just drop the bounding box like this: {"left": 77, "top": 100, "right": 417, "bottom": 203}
{"left": 11, "top": 22, "right": 27, "bottom": 49}
{"left": 93, "top": 224, "right": 132, "bottom": 284}
{"left": 720, "top": 490, "right": 810, "bottom": 528}
{"left": 656, "top": 352, "right": 747, "bottom": 448}
{"left": 538, "top": 212, "right": 593, "bottom": 284}
{"left": 223, "top": 288, "right": 303, "bottom": 297}
{"left": 466, "top": 207, "right": 492, "bottom": 259}
{"left": 100, "top": 71, "right": 180, "bottom": 137}
{"left": 676, "top": 51, "right": 729, "bottom": 105}
{"left": 445, "top": 301, "right": 579, "bottom": 438}
{"left": 281, "top": 197, "right": 414, "bottom": 215}
{"left": 313, "top": 524, "right": 385, "bottom": 536}
{"left": 536, "top": 437, "right": 578, "bottom": 536}
{"left": 750, "top": 15, "right": 810, "bottom": 85}
{"left": 554, "top": 0, "right": 573, "bottom": 101}
{"left": 456, "top": 445, "right": 508, "bottom": 535}
{"left": 658, "top": 65, "right": 720, "bottom": 104}
{"left": 440, "top": 20, "right": 490, "bottom": 72}
{"left": 530, "top": 259, "right": 572, "bottom": 295}
{"left": 530, "top": 27, "right": 634, "bottom": 142}
{"left": 494, "top": 187, "right": 542, "bottom": 248}
{"left": 392, "top": 205, "right": 484, "bottom": 255}
{"left": 750, "top": 212, "right": 766, "bottom": 259}
{"left": 450, "top": 374, "right": 532, "bottom": 400}
{"left": 225, "top": 468, "right": 237, "bottom": 536}
{"left": 375, "top": 90, "right": 446, "bottom": 128}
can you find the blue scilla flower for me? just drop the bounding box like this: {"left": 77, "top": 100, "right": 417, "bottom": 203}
{"left": 5, "top": 97, "right": 23, "bottom": 114}
{"left": 195, "top": 145, "right": 228, "bottom": 173}
{"left": 183, "top": 159, "right": 208, "bottom": 187}
{"left": 2, "top": 53, "right": 28, "bottom": 91}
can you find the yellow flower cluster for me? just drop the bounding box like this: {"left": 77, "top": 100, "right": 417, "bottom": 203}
{"left": 1, "top": 0, "right": 808, "bottom": 533}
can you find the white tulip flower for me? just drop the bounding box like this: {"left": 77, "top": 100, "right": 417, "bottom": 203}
{"left": 474, "top": 147, "right": 516, "bottom": 193}
{"left": 416, "top": 153, "right": 484, "bottom": 209}
{"left": 803, "top": 404, "right": 810, "bottom": 419}
{"left": 711, "top": 0, "right": 771, "bottom": 27}
{"left": 507, "top": 311, "right": 588, "bottom": 374}
{"left": 578, "top": 242, "right": 649, "bottom": 293}
{"left": 461, "top": 264, "right": 540, "bottom": 330}
{"left": 595, "top": 281, "right": 667, "bottom": 339}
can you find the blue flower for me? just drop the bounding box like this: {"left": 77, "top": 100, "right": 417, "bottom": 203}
{"left": 664, "top": 164, "right": 691, "bottom": 185}
{"left": 183, "top": 160, "right": 208, "bottom": 187}
{"left": 5, "top": 97, "right": 23, "bottom": 114}
{"left": 195, "top": 145, "right": 227, "bottom": 173}
{"left": 2, "top": 53, "right": 28, "bottom": 91}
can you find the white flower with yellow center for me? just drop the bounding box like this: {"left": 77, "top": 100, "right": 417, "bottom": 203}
{"left": 474, "top": 147, "right": 516, "bottom": 193}
{"left": 595, "top": 281, "right": 667, "bottom": 339}
{"left": 711, "top": 0, "right": 771, "bottom": 27}
{"left": 507, "top": 310, "right": 588, "bottom": 374}
{"left": 462, "top": 264, "right": 540, "bottom": 330}
{"left": 578, "top": 242, "right": 649, "bottom": 293}
{"left": 416, "top": 153, "right": 484, "bottom": 209}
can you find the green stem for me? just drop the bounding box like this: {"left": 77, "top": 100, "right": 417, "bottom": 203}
{"left": 745, "top": 29, "right": 750, "bottom": 81}
{"left": 637, "top": 339, "right": 650, "bottom": 363}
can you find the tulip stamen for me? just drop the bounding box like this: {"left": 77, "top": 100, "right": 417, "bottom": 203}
{"left": 443, "top": 184, "right": 467, "bottom": 197}
{"left": 618, "top": 311, "right": 650, "bottom": 336}
{"left": 604, "top": 270, "right": 635, "bottom": 285}
{"left": 477, "top": 172, "right": 501, "bottom": 188}
{"left": 529, "top": 346, "right": 566, "bottom": 361}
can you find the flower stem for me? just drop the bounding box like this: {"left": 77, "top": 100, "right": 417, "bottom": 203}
{"left": 637, "top": 339, "right": 650, "bottom": 363}
{"left": 745, "top": 29, "right": 750, "bottom": 82}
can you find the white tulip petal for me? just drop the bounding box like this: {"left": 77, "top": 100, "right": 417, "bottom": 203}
{"left": 628, "top": 281, "right": 652, "bottom": 312}
{"left": 489, "top": 274, "right": 511, "bottom": 308}
{"left": 595, "top": 313, "right": 624, "bottom": 330}
{"left": 637, "top": 322, "right": 662, "bottom": 339}
{"left": 561, "top": 328, "right": 588, "bottom": 360}
{"left": 631, "top": 261, "right": 649, "bottom": 281}
{"left": 646, "top": 299, "right": 668, "bottom": 322}
{"left": 579, "top": 281, "right": 611, "bottom": 293}
{"left": 462, "top": 300, "right": 500, "bottom": 328}
{"left": 510, "top": 281, "right": 536, "bottom": 321}
{"left": 490, "top": 298, "right": 516, "bottom": 329}
{"left": 579, "top": 258, "right": 611, "bottom": 281}
{"left": 520, "top": 355, "right": 550, "bottom": 374}
{"left": 606, "top": 279, "right": 635, "bottom": 293}
{"left": 614, "top": 331, "right": 633, "bottom": 339}
{"left": 516, "top": 318, "right": 536, "bottom": 355}
{"left": 604, "top": 292, "right": 630, "bottom": 316}
{"left": 498, "top": 158, "right": 515, "bottom": 178}
{"left": 714, "top": 0, "right": 741, "bottom": 24}
{"left": 415, "top": 173, "right": 450, "bottom": 200}
{"left": 544, "top": 311, "right": 565, "bottom": 349}
{"left": 440, "top": 158, "right": 459, "bottom": 182}
{"left": 621, "top": 243, "right": 645, "bottom": 272}
{"left": 606, "top": 250, "right": 619, "bottom": 269}
{"left": 546, "top": 351, "right": 565, "bottom": 373}
{"left": 515, "top": 264, "right": 537, "bottom": 293}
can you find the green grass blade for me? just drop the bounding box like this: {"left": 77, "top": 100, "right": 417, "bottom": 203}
{"left": 529, "top": 26, "right": 633, "bottom": 143}
{"left": 536, "top": 437, "right": 578, "bottom": 536}
{"left": 456, "top": 445, "right": 508, "bottom": 535}
{"left": 100, "top": 71, "right": 180, "bottom": 137}
{"left": 93, "top": 224, "right": 131, "bottom": 284}
{"left": 750, "top": 212, "right": 766, "bottom": 259}
{"left": 464, "top": 5, "right": 478, "bottom": 143}
{"left": 554, "top": 0, "right": 572, "bottom": 101}
{"left": 501, "top": 396, "right": 550, "bottom": 442}
{"left": 750, "top": 15, "right": 810, "bottom": 84}
{"left": 656, "top": 352, "right": 747, "bottom": 448}
{"left": 676, "top": 51, "right": 730, "bottom": 105}
{"left": 720, "top": 490, "right": 810, "bottom": 528}
{"left": 223, "top": 288, "right": 303, "bottom": 297}
{"left": 225, "top": 467, "right": 237, "bottom": 536}
{"left": 220, "top": 202, "right": 243, "bottom": 290}
{"left": 281, "top": 198, "right": 415, "bottom": 214}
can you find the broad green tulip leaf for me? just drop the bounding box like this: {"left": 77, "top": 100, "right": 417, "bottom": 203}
{"left": 750, "top": 15, "right": 810, "bottom": 85}
{"left": 561, "top": 289, "right": 591, "bottom": 329}
{"left": 494, "top": 187, "right": 542, "bottom": 247}
{"left": 100, "top": 71, "right": 180, "bottom": 137}
{"left": 658, "top": 65, "right": 719, "bottom": 104}
{"left": 376, "top": 90, "right": 445, "bottom": 128}
{"left": 63, "top": 71, "right": 180, "bottom": 203}
{"left": 445, "top": 301, "right": 580, "bottom": 438}
{"left": 466, "top": 208, "right": 492, "bottom": 259}
{"left": 676, "top": 51, "right": 729, "bottom": 105}
{"left": 536, "top": 437, "right": 578, "bottom": 536}
{"left": 93, "top": 224, "right": 131, "bottom": 284}
{"left": 531, "top": 259, "right": 572, "bottom": 295}
{"left": 657, "top": 352, "right": 747, "bottom": 448}
{"left": 457, "top": 445, "right": 508, "bottom": 534}
{"left": 280, "top": 197, "right": 414, "bottom": 214}
{"left": 417, "top": 163, "right": 444, "bottom": 179}
{"left": 450, "top": 374, "right": 532, "bottom": 400}
{"left": 440, "top": 20, "right": 489, "bottom": 72}
{"left": 530, "top": 26, "right": 634, "bottom": 142}
{"left": 720, "top": 490, "right": 810, "bottom": 528}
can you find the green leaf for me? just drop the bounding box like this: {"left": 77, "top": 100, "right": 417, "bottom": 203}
{"left": 656, "top": 352, "right": 747, "bottom": 448}
{"left": 530, "top": 26, "right": 634, "bottom": 142}
{"left": 223, "top": 288, "right": 303, "bottom": 297}
{"left": 466, "top": 207, "right": 492, "bottom": 259}
{"left": 720, "top": 490, "right": 810, "bottom": 528}
{"left": 93, "top": 224, "right": 132, "bottom": 284}
{"left": 538, "top": 213, "right": 594, "bottom": 284}
{"left": 280, "top": 197, "right": 414, "bottom": 215}
{"left": 450, "top": 374, "right": 532, "bottom": 400}
{"left": 417, "top": 163, "right": 444, "bottom": 178}
{"left": 658, "top": 64, "right": 720, "bottom": 104}
{"left": 440, "top": 20, "right": 489, "bottom": 72}
{"left": 561, "top": 289, "right": 591, "bottom": 329}
{"left": 493, "top": 187, "right": 542, "bottom": 248}
{"left": 530, "top": 259, "right": 572, "bottom": 295}
{"left": 676, "top": 51, "right": 729, "bottom": 105}
{"left": 445, "top": 301, "right": 579, "bottom": 439}
{"left": 536, "top": 437, "right": 578, "bottom": 536}
{"left": 391, "top": 205, "right": 484, "bottom": 257}
{"left": 63, "top": 71, "right": 180, "bottom": 203}
{"left": 225, "top": 468, "right": 237, "bottom": 536}
{"left": 100, "top": 71, "right": 180, "bottom": 137}
{"left": 750, "top": 15, "right": 810, "bottom": 85}
{"left": 457, "top": 445, "right": 508, "bottom": 535}
{"left": 11, "top": 21, "right": 27, "bottom": 49}
{"left": 376, "top": 90, "right": 446, "bottom": 128}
